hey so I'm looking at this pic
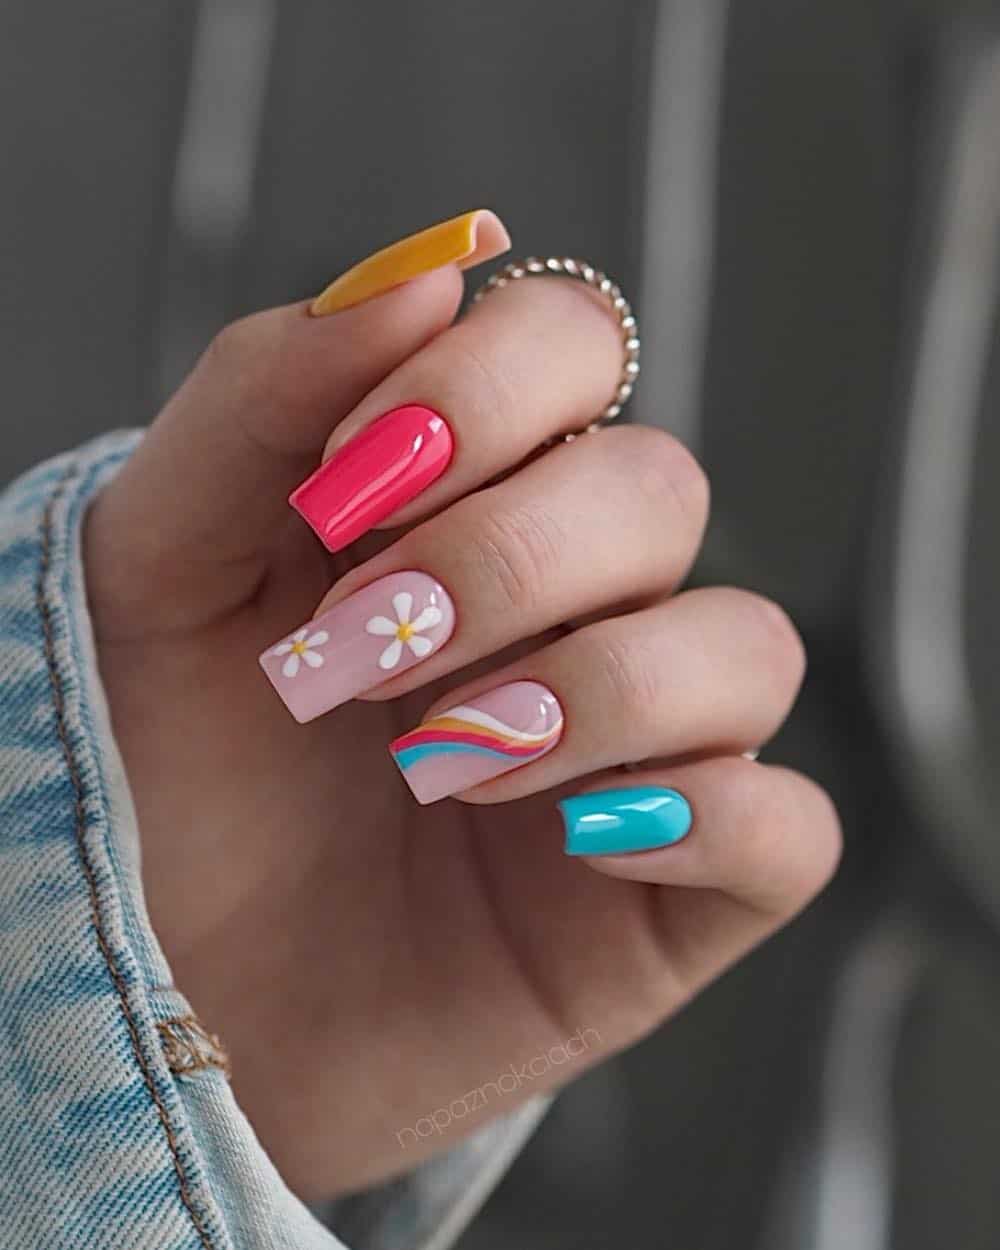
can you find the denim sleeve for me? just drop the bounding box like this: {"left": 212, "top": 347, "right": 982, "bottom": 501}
{"left": 0, "top": 432, "right": 546, "bottom": 1250}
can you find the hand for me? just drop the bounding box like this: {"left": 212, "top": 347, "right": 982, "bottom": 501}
{"left": 85, "top": 252, "right": 840, "bottom": 1200}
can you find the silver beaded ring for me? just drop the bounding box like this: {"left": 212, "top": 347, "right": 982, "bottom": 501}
{"left": 471, "top": 256, "right": 640, "bottom": 438}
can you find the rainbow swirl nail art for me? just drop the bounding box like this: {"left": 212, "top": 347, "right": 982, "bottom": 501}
{"left": 389, "top": 680, "right": 563, "bottom": 805}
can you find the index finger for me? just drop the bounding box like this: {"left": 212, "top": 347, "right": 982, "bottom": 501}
{"left": 288, "top": 275, "right": 627, "bottom": 553}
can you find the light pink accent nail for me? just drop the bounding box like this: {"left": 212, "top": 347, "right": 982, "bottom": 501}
{"left": 259, "top": 571, "right": 454, "bottom": 723}
{"left": 389, "top": 680, "right": 564, "bottom": 805}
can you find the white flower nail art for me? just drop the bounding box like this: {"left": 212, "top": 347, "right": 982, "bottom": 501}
{"left": 271, "top": 627, "right": 330, "bottom": 678}
{"left": 365, "top": 591, "right": 443, "bottom": 670}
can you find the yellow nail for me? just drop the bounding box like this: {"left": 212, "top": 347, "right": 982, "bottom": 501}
{"left": 310, "top": 209, "right": 511, "bottom": 316}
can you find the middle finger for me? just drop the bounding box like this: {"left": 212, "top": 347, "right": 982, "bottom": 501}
{"left": 260, "top": 423, "right": 708, "bottom": 722}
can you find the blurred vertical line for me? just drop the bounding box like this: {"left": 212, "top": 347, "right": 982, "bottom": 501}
{"left": 808, "top": 924, "right": 923, "bottom": 1250}
{"left": 893, "top": 38, "right": 1000, "bottom": 757}
{"left": 171, "top": 0, "right": 277, "bottom": 249}
{"left": 878, "top": 24, "right": 1000, "bottom": 920}
{"left": 156, "top": 0, "right": 278, "bottom": 402}
{"left": 630, "top": 0, "right": 729, "bottom": 453}
{"left": 761, "top": 916, "right": 926, "bottom": 1250}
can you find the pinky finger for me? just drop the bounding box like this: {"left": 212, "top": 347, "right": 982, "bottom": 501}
{"left": 560, "top": 757, "right": 842, "bottom": 921}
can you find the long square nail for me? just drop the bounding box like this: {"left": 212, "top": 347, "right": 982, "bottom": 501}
{"left": 260, "top": 571, "right": 454, "bottom": 723}
{"left": 389, "top": 681, "right": 564, "bottom": 805}
{"left": 310, "top": 209, "right": 510, "bottom": 315}
{"left": 289, "top": 404, "right": 452, "bottom": 553}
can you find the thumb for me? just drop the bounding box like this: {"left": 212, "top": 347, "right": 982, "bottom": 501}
{"left": 87, "top": 265, "right": 463, "bottom": 631}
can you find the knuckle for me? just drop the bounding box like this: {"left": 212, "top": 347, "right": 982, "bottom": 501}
{"left": 751, "top": 594, "right": 807, "bottom": 690}
{"left": 205, "top": 312, "right": 283, "bottom": 405}
{"left": 786, "top": 768, "right": 844, "bottom": 894}
{"left": 618, "top": 425, "right": 711, "bottom": 531}
{"left": 469, "top": 503, "right": 567, "bottom": 617}
{"left": 717, "top": 588, "right": 807, "bottom": 695}
{"left": 725, "top": 761, "right": 843, "bottom": 913}
{"left": 531, "top": 277, "right": 629, "bottom": 371}
{"left": 714, "top": 756, "right": 776, "bottom": 865}
{"left": 543, "top": 275, "right": 626, "bottom": 347}
{"left": 207, "top": 314, "right": 262, "bottom": 374}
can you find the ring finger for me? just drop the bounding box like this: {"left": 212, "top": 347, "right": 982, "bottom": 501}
{"left": 386, "top": 585, "right": 806, "bottom": 805}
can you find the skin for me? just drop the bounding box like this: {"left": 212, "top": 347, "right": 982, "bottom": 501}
{"left": 84, "top": 266, "right": 841, "bottom": 1199}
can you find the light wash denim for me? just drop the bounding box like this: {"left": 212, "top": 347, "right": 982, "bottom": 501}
{"left": 0, "top": 433, "right": 546, "bottom": 1249}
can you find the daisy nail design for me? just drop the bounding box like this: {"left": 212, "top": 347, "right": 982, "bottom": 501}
{"left": 365, "top": 592, "right": 444, "bottom": 670}
{"left": 259, "top": 571, "right": 455, "bottom": 724}
{"left": 270, "top": 627, "right": 330, "bottom": 678}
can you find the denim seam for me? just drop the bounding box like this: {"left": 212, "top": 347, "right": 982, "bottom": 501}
{"left": 37, "top": 463, "right": 217, "bottom": 1250}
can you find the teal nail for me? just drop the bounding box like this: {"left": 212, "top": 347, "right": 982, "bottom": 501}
{"left": 560, "top": 786, "right": 692, "bottom": 856}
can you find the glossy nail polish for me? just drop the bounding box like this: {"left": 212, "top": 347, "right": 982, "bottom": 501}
{"left": 389, "top": 681, "right": 564, "bottom": 805}
{"left": 311, "top": 209, "right": 510, "bottom": 316}
{"left": 560, "top": 787, "right": 692, "bottom": 856}
{"left": 290, "top": 405, "right": 453, "bottom": 553}
{"left": 260, "top": 571, "right": 454, "bottom": 723}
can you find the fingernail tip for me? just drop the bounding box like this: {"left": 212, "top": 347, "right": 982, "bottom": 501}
{"left": 387, "top": 745, "right": 437, "bottom": 805}
{"left": 463, "top": 208, "right": 512, "bottom": 266}
{"left": 287, "top": 481, "right": 345, "bottom": 553}
{"left": 557, "top": 803, "right": 585, "bottom": 855}
{"left": 257, "top": 657, "right": 313, "bottom": 724}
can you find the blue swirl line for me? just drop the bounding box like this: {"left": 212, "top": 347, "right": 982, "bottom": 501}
{"left": 393, "top": 741, "right": 529, "bottom": 770}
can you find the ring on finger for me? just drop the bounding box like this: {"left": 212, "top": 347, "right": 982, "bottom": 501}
{"left": 472, "top": 256, "right": 640, "bottom": 440}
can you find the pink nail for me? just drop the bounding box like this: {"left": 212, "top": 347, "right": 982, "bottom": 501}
{"left": 289, "top": 405, "right": 453, "bottom": 553}
{"left": 389, "top": 680, "right": 564, "bottom": 805}
{"left": 260, "top": 572, "right": 455, "bottom": 723}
